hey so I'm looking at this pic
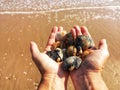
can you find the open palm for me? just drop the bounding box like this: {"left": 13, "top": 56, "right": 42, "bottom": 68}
{"left": 70, "top": 25, "right": 109, "bottom": 78}
{"left": 30, "top": 26, "right": 69, "bottom": 79}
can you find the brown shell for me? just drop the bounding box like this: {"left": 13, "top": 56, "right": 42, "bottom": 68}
{"left": 76, "top": 35, "right": 93, "bottom": 51}
{"left": 81, "top": 49, "right": 92, "bottom": 58}
{"left": 51, "top": 41, "right": 61, "bottom": 50}
{"left": 66, "top": 45, "right": 77, "bottom": 57}
{"left": 47, "top": 31, "right": 94, "bottom": 71}
{"left": 46, "top": 48, "right": 63, "bottom": 62}
{"left": 62, "top": 32, "right": 74, "bottom": 48}
{"left": 56, "top": 30, "right": 67, "bottom": 41}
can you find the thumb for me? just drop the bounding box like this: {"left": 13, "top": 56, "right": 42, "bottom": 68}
{"left": 98, "top": 39, "right": 109, "bottom": 65}
{"left": 30, "top": 41, "right": 46, "bottom": 72}
{"left": 98, "top": 39, "right": 108, "bottom": 51}
{"left": 30, "top": 41, "right": 55, "bottom": 72}
{"left": 30, "top": 41, "right": 41, "bottom": 61}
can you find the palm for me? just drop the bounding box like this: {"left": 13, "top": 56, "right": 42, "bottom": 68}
{"left": 70, "top": 47, "right": 108, "bottom": 78}
{"left": 82, "top": 49, "right": 108, "bottom": 71}
{"left": 70, "top": 26, "right": 109, "bottom": 77}
{"left": 30, "top": 26, "right": 69, "bottom": 78}
{"left": 36, "top": 52, "right": 68, "bottom": 76}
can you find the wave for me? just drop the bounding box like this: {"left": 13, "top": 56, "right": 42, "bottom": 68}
{"left": 0, "top": 6, "right": 120, "bottom": 14}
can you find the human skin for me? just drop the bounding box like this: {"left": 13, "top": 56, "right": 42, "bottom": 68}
{"left": 70, "top": 25, "right": 109, "bottom": 90}
{"left": 30, "top": 26, "right": 69, "bottom": 90}
{"left": 30, "top": 25, "right": 109, "bottom": 90}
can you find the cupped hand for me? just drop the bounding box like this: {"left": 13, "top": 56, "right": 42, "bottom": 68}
{"left": 70, "top": 25, "right": 109, "bottom": 78}
{"left": 30, "top": 26, "right": 69, "bottom": 90}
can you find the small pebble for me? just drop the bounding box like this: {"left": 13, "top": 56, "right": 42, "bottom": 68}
{"left": 33, "top": 82, "right": 39, "bottom": 90}
{"left": 29, "top": 62, "right": 32, "bottom": 66}
{"left": 27, "top": 78, "right": 32, "bottom": 81}
{"left": 4, "top": 53, "right": 8, "bottom": 56}
{"left": 23, "top": 71, "right": 27, "bottom": 75}
{"left": 21, "top": 53, "right": 24, "bottom": 57}
{"left": 5, "top": 76, "right": 10, "bottom": 80}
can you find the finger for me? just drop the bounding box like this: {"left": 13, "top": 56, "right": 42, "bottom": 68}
{"left": 98, "top": 39, "right": 108, "bottom": 51}
{"left": 30, "top": 41, "right": 54, "bottom": 72}
{"left": 71, "top": 28, "right": 76, "bottom": 40}
{"left": 44, "top": 46, "right": 51, "bottom": 52}
{"left": 58, "top": 26, "right": 63, "bottom": 32}
{"left": 81, "top": 26, "right": 95, "bottom": 46}
{"left": 81, "top": 26, "right": 91, "bottom": 37}
{"left": 30, "top": 41, "right": 43, "bottom": 71}
{"left": 45, "top": 34, "right": 55, "bottom": 51}
{"left": 48, "top": 33, "right": 56, "bottom": 45}
{"left": 74, "top": 25, "right": 82, "bottom": 36}
{"left": 98, "top": 39, "right": 109, "bottom": 65}
{"left": 45, "top": 26, "right": 58, "bottom": 51}
{"left": 30, "top": 41, "right": 41, "bottom": 61}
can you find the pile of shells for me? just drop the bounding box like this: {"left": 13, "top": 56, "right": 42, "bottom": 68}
{"left": 46, "top": 30, "right": 94, "bottom": 71}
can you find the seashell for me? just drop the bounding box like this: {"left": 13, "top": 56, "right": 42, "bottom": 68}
{"left": 76, "top": 46, "right": 83, "bottom": 57}
{"left": 76, "top": 35, "right": 93, "bottom": 50}
{"left": 56, "top": 30, "right": 67, "bottom": 41}
{"left": 46, "top": 48, "right": 63, "bottom": 62}
{"left": 62, "top": 56, "right": 82, "bottom": 71}
{"left": 47, "top": 30, "right": 93, "bottom": 71}
{"left": 66, "top": 45, "right": 77, "bottom": 57}
{"left": 62, "top": 32, "right": 74, "bottom": 48}
{"left": 51, "top": 41, "right": 61, "bottom": 50}
{"left": 62, "top": 49, "right": 67, "bottom": 60}
{"left": 82, "top": 49, "right": 92, "bottom": 58}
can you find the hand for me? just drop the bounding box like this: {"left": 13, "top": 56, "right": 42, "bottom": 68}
{"left": 70, "top": 25, "right": 109, "bottom": 90}
{"left": 30, "top": 26, "right": 69, "bottom": 90}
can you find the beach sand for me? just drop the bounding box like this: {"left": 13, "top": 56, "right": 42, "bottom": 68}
{"left": 0, "top": 1, "right": 120, "bottom": 90}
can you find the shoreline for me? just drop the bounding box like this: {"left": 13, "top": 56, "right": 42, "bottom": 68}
{"left": 0, "top": 6, "right": 120, "bottom": 14}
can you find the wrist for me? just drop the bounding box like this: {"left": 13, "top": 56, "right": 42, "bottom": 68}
{"left": 38, "top": 74, "right": 68, "bottom": 90}
{"left": 71, "top": 71, "right": 108, "bottom": 90}
{"left": 85, "top": 71, "right": 108, "bottom": 90}
{"left": 71, "top": 71, "right": 100, "bottom": 90}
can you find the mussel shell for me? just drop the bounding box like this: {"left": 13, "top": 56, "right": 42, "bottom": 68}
{"left": 75, "top": 35, "right": 93, "bottom": 50}
{"left": 66, "top": 45, "right": 77, "bottom": 57}
{"left": 62, "top": 56, "right": 82, "bottom": 71}
{"left": 62, "top": 32, "right": 74, "bottom": 48}
{"left": 82, "top": 49, "right": 92, "bottom": 58}
{"left": 51, "top": 41, "right": 61, "bottom": 50}
{"left": 56, "top": 30, "right": 67, "bottom": 41}
{"left": 46, "top": 48, "right": 63, "bottom": 62}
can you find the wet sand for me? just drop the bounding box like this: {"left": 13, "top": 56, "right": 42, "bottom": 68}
{"left": 0, "top": 6, "right": 120, "bottom": 90}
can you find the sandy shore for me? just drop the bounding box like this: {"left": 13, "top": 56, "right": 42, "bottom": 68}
{"left": 0, "top": 7, "right": 120, "bottom": 90}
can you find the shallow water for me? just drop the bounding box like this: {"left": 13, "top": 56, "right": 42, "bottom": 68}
{"left": 0, "top": 0, "right": 120, "bottom": 90}
{"left": 0, "top": 0, "right": 120, "bottom": 11}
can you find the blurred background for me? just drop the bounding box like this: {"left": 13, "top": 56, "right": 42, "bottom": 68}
{"left": 0, "top": 0, "right": 120, "bottom": 90}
